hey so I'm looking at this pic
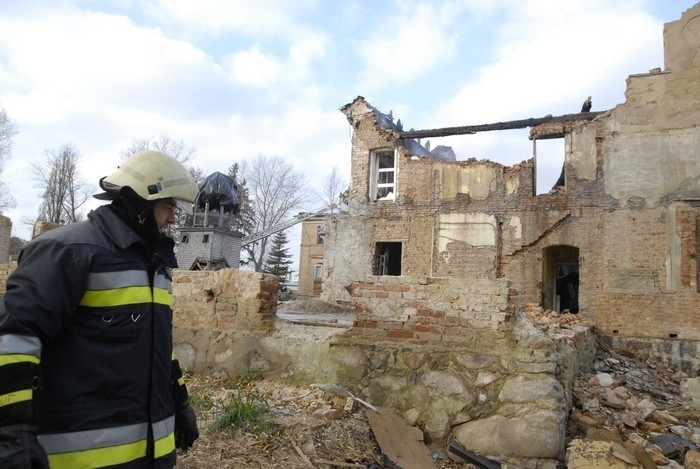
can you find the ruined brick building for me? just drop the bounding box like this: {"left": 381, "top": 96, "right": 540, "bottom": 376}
{"left": 321, "top": 4, "right": 700, "bottom": 374}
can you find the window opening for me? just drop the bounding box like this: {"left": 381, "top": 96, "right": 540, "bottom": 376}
{"left": 534, "top": 138, "right": 565, "bottom": 195}
{"left": 374, "top": 242, "right": 402, "bottom": 276}
{"left": 181, "top": 235, "right": 189, "bottom": 243}
{"left": 314, "top": 264, "right": 323, "bottom": 279}
{"left": 370, "top": 149, "right": 396, "bottom": 201}
{"left": 202, "top": 234, "right": 210, "bottom": 243}
{"left": 316, "top": 225, "right": 325, "bottom": 244}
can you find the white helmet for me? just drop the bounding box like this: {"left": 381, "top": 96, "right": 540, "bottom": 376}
{"left": 95, "top": 150, "right": 198, "bottom": 204}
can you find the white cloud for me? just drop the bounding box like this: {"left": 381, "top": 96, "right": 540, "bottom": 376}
{"left": 435, "top": 1, "right": 663, "bottom": 127}
{"left": 226, "top": 31, "right": 328, "bottom": 87}
{"left": 356, "top": 2, "right": 460, "bottom": 89}
{"left": 148, "top": 0, "right": 317, "bottom": 39}
{"left": 228, "top": 44, "right": 284, "bottom": 86}
{"left": 0, "top": 0, "right": 690, "bottom": 246}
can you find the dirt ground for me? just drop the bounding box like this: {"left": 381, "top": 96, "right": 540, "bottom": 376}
{"left": 176, "top": 374, "right": 465, "bottom": 469}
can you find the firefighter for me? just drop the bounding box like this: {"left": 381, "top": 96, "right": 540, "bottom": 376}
{"left": 0, "top": 150, "right": 200, "bottom": 468}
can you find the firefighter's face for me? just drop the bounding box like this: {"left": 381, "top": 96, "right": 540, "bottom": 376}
{"left": 154, "top": 198, "right": 178, "bottom": 233}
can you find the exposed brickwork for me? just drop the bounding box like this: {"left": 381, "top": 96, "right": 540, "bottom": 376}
{"left": 172, "top": 268, "right": 276, "bottom": 332}
{"left": 595, "top": 290, "right": 699, "bottom": 340}
{"left": 676, "top": 206, "right": 698, "bottom": 290}
{"left": 348, "top": 276, "right": 515, "bottom": 347}
{"left": 325, "top": 7, "right": 700, "bottom": 374}
{"left": 0, "top": 215, "right": 11, "bottom": 262}
{"left": 0, "top": 262, "right": 15, "bottom": 288}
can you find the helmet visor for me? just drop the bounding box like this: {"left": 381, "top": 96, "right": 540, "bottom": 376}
{"left": 174, "top": 198, "right": 194, "bottom": 216}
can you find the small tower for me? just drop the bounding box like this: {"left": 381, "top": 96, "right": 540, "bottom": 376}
{"left": 176, "top": 172, "right": 242, "bottom": 270}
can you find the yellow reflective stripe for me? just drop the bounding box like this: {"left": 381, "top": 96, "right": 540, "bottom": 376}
{"left": 80, "top": 286, "right": 152, "bottom": 307}
{"left": 154, "top": 431, "right": 175, "bottom": 458}
{"left": 0, "top": 389, "right": 32, "bottom": 407}
{"left": 0, "top": 353, "right": 40, "bottom": 367}
{"left": 79, "top": 287, "right": 172, "bottom": 307}
{"left": 153, "top": 287, "right": 173, "bottom": 307}
{"left": 47, "top": 439, "right": 147, "bottom": 469}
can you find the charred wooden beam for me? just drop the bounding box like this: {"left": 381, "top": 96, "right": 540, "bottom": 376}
{"left": 398, "top": 111, "right": 606, "bottom": 139}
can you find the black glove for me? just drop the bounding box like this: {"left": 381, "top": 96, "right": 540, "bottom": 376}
{"left": 0, "top": 424, "right": 49, "bottom": 469}
{"left": 174, "top": 405, "right": 199, "bottom": 451}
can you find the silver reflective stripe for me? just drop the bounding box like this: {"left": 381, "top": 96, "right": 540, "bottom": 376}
{"left": 153, "top": 273, "right": 171, "bottom": 292}
{"left": 38, "top": 422, "right": 148, "bottom": 453}
{"left": 153, "top": 416, "right": 175, "bottom": 440}
{"left": 86, "top": 271, "right": 148, "bottom": 290}
{"left": 0, "top": 334, "right": 42, "bottom": 358}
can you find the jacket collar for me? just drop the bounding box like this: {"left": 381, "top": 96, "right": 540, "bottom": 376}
{"left": 88, "top": 205, "right": 145, "bottom": 250}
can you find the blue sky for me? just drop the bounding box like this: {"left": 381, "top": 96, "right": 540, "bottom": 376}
{"left": 0, "top": 0, "right": 696, "bottom": 271}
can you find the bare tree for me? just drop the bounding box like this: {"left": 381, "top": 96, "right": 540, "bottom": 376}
{"left": 31, "top": 143, "right": 94, "bottom": 224}
{"left": 317, "top": 165, "right": 347, "bottom": 213}
{"left": 0, "top": 107, "right": 18, "bottom": 212}
{"left": 121, "top": 133, "right": 203, "bottom": 183}
{"left": 240, "top": 154, "right": 311, "bottom": 272}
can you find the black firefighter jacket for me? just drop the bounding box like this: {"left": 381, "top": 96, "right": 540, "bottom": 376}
{"left": 0, "top": 205, "right": 186, "bottom": 468}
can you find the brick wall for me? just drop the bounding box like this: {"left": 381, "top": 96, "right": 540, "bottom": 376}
{"left": 172, "top": 268, "right": 276, "bottom": 331}
{"left": 347, "top": 275, "right": 516, "bottom": 347}
{"left": 0, "top": 215, "right": 11, "bottom": 262}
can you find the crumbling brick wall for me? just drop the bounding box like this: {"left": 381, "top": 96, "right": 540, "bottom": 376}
{"left": 325, "top": 3, "right": 700, "bottom": 366}
{"left": 172, "top": 268, "right": 276, "bottom": 332}
{"left": 348, "top": 276, "right": 515, "bottom": 346}
{"left": 0, "top": 215, "right": 11, "bottom": 262}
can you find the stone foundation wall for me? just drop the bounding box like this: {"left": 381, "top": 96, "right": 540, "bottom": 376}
{"left": 316, "top": 310, "right": 598, "bottom": 465}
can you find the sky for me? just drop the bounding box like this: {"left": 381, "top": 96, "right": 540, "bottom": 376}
{"left": 0, "top": 0, "right": 696, "bottom": 274}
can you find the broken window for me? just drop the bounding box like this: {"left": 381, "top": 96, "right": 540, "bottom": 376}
{"left": 314, "top": 263, "right": 323, "bottom": 279}
{"left": 375, "top": 242, "right": 402, "bottom": 276}
{"left": 534, "top": 138, "right": 566, "bottom": 195}
{"left": 370, "top": 149, "right": 396, "bottom": 201}
{"left": 316, "top": 225, "right": 325, "bottom": 244}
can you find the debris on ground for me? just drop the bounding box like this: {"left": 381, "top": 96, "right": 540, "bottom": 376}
{"left": 565, "top": 344, "right": 699, "bottom": 468}
{"left": 177, "top": 299, "right": 699, "bottom": 468}
{"left": 177, "top": 373, "right": 464, "bottom": 468}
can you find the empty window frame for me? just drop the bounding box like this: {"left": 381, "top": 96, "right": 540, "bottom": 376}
{"left": 181, "top": 235, "right": 189, "bottom": 243}
{"left": 370, "top": 149, "right": 396, "bottom": 201}
{"left": 202, "top": 234, "right": 210, "bottom": 243}
{"left": 375, "top": 242, "right": 402, "bottom": 276}
{"left": 316, "top": 225, "right": 325, "bottom": 244}
{"left": 533, "top": 137, "right": 566, "bottom": 195}
{"left": 314, "top": 264, "right": 323, "bottom": 279}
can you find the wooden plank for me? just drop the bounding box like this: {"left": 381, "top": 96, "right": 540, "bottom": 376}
{"left": 398, "top": 111, "right": 605, "bottom": 139}
{"left": 365, "top": 408, "right": 435, "bottom": 469}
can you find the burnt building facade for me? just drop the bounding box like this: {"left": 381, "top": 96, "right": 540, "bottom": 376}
{"left": 322, "top": 5, "right": 700, "bottom": 372}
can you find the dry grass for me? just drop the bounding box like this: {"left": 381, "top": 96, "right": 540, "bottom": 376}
{"left": 176, "top": 372, "right": 464, "bottom": 469}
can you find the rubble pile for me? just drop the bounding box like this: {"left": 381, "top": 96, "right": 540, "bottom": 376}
{"left": 522, "top": 303, "right": 596, "bottom": 329}
{"left": 566, "top": 347, "right": 700, "bottom": 468}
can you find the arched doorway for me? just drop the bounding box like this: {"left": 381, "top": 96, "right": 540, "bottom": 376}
{"left": 542, "top": 245, "right": 580, "bottom": 313}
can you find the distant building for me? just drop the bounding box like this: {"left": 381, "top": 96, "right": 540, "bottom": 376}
{"left": 176, "top": 171, "right": 242, "bottom": 270}
{"left": 176, "top": 223, "right": 242, "bottom": 270}
{"left": 297, "top": 216, "right": 326, "bottom": 296}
